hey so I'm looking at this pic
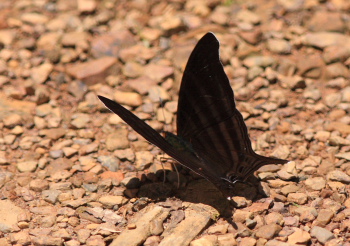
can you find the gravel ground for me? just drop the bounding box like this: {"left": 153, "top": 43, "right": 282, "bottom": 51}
{"left": 0, "top": 0, "right": 350, "bottom": 245}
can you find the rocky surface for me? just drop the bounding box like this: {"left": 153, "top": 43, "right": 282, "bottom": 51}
{"left": 0, "top": 0, "right": 350, "bottom": 245}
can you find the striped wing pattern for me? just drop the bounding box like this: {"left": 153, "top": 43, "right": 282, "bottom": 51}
{"left": 177, "top": 33, "right": 288, "bottom": 182}
{"left": 98, "top": 96, "right": 224, "bottom": 186}
{"left": 98, "top": 32, "right": 288, "bottom": 197}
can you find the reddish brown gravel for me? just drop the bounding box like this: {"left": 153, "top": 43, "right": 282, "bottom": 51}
{"left": 0, "top": 0, "right": 350, "bottom": 245}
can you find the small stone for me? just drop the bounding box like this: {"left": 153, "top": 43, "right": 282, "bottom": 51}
{"left": 21, "top": 12, "right": 49, "bottom": 24}
{"left": 287, "top": 228, "right": 311, "bottom": 244}
{"left": 121, "top": 176, "right": 141, "bottom": 189}
{"left": 3, "top": 114, "right": 22, "bottom": 128}
{"left": 9, "top": 231, "right": 31, "bottom": 245}
{"left": 255, "top": 224, "right": 282, "bottom": 240}
{"left": 265, "top": 212, "right": 284, "bottom": 226}
{"left": 97, "top": 156, "right": 120, "bottom": 172}
{"left": 29, "top": 179, "right": 49, "bottom": 192}
{"left": 113, "top": 90, "right": 142, "bottom": 107}
{"left": 77, "top": 0, "right": 97, "bottom": 13}
{"left": 77, "top": 229, "right": 91, "bottom": 244}
{"left": 208, "top": 224, "right": 228, "bottom": 234}
{"left": 66, "top": 57, "right": 118, "bottom": 85}
{"left": 287, "top": 193, "right": 308, "bottom": 205}
{"left": 231, "top": 196, "right": 250, "bottom": 208}
{"left": 326, "top": 63, "right": 350, "bottom": 79}
{"left": 325, "top": 93, "right": 342, "bottom": 108}
{"left": 243, "top": 56, "right": 276, "bottom": 68}
{"left": 71, "top": 113, "right": 91, "bottom": 129}
{"left": 31, "top": 63, "right": 53, "bottom": 84}
{"left": 310, "top": 226, "right": 335, "bottom": 244}
{"left": 79, "top": 142, "right": 99, "bottom": 155}
{"left": 99, "top": 195, "right": 128, "bottom": 208}
{"left": 41, "top": 215, "right": 56, "bottom": 228}
{"left": 305, "top": 177, "right": 326, "bottom": 191}
{"left": 327, "top": 170, "right": 350, "bottom": 183}
{"left": 148, "top": 85, "right": 171, "bottom": 103}
{"left": 239, "top": 237, "right": 256, "bottom": 246}
{"left": 236, "top": 9, "right": 260, "bottom": 24}
{"left": 42, "top": 190, "right": 61, "bottom": 204}
{"left": 190, "top": 235, "right": 218, "bottom": 246}
{"left": 36, "top": 103, "right": 53, "bottom": 117}
{"left": 232, "top": 210, "right": 253, "bottom": 223}
{"left": 217, "top": 233, "right": 237, "bottom": 246}
{"left": 105, "top": 129, "right": 129, "bottom": 151}
{"left": 17, "top": 161, "right": 38, "bottom": 172}
{"left": 267, "top": 39, "right": 291, "bottom": 54}
{"left": 63, "top": 147, "right": 78, "bottom": 157}
{"left": 313, "top": 209, "right": 334, "bottom": 227}
{"left": 144, "top": 64, "right": 174, "bottom": 82}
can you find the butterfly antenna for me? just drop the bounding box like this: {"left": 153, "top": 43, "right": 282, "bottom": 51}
{"left": 172, "top": 162, "right": 180, "bottom": 189}
{"left": 161, "top": 160, "right": 167, "bottom": 184}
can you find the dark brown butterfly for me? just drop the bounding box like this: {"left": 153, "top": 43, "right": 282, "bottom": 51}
{"left": 98, "top": 32, "right": 288, "bottom": 198}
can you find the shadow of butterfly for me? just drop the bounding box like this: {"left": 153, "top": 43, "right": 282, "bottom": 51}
{"left": 98, "top": 32, "right": 288, "bottom": 198}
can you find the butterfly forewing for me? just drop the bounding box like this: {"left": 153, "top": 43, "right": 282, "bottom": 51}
{"left": 98, "top": 96, "right": 215, "bottom": 179}
{"left": 98, "top": 32, "right": 288, "bottom": 197}
{"left": 177, "top": 32, "right": 288, "bottom": 181}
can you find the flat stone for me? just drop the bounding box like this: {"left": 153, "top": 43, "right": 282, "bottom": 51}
{"left": 303, "top": 32, "right": 350, "bottom": 49}
{"left": 327, "top": 170, "right": 350, "bottom": 183}
{"left": 0, "top": 200, "right": 25, "bottom": 233}
{"left": 66, "top": 57, "right": 118, "bottom": 85}
{"left": 159, "top": 204, "right": 215, "bottom": 246}
{"left": 310, "top": 226, "right": 335, "bottom": 244}
{"left": 255, "top": 224, "right": 282, "bottom": 240}
{"left": 99, "top": 195, "right": 128, "bottom": 208}
{"left": 113, "top": 90, "right": 142, "bottom": 107}
{"left": 105, "top": 128, "right": 129, "bottom": 151}
{"left": 17, "top": 160, "right": 38, "bottom": 172}
{"left": 110, "top": 205, "right": 169, "bottom": 246}
{"left": 305, "top": 177, "right": 326, "bottom": 191}
{"left": 287, "top": 228, "right": 311, "bottom": 244}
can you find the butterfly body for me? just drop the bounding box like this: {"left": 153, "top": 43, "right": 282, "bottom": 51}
{"left": 98, "top": 32, "right": 288, "bottom": 198}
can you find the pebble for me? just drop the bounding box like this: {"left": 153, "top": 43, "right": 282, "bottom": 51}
{"left": 304, "top": 177, "right": 326, "bottom": 191}
{"left": 255, "top": 224, "right": 282, "bottom": 240}
{"left": 2, "top": 1, "right": 350, "bottom": 245}
{"left": 313, "top": 209, "right": 334, "bottom": 227}
{"left": 243, "top": 56, "right": 276, "bottom": 68}
{"left": 112, "top": 91, "right": 143, "bottom": 108}
{"left": 207, "top": 224, "right": 228, "bottom": 234}
{"left": 31, "top": 63, "right": 53, "bottom": 84}
{"left": 327, "top": 170, "right": 350, "bottom": 183}
{"left": 105, "top": 129, "right": 129, "bottom": 151}
{"left": 267, "top": 39, "right": 291, "bottom": 54}
{"left": 97, "top": 156, "right": 120, "bottom": 172}
{"left": 17, "top": 160, "right": 38, "bottom": 172}
{"left": 99, "top": 195, "right": 128, "bottom": 208}
{"left": 3, "top": 114, "right": 22, "bottom": 128}
{"left": 287, "top": 193, "right": 308, "bottom": 205}
{"left": 236, "top": 9, "right": 261, "bottom": 24}
{"left": 143, "top": 64, "right": 174, "bottom": 82}
{"left": 66, "top": 57, "right": 118, "bottom": 85}
{"left": 287, "top": 228, "right": 311, "bottom": 244}
{"left": 310, "top": 226, "right": 335, "bottom": 244}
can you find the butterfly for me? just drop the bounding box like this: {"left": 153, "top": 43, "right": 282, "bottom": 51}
{"left": 98, "top": 32, "right": 288, "bottom": 198}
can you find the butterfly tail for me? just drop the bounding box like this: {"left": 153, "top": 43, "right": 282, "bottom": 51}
{"left": 255, "top": 155, "right": 289, "bottom": 165}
